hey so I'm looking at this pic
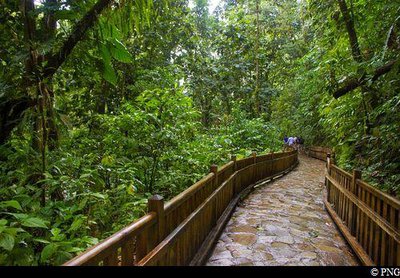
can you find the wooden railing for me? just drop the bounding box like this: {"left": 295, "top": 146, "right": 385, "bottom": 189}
{"left": 64, "top": 150, "right": 298, "bottom": 266}
{"left": 309, "top": 147, "right": 400, "bottom": 266}
{"left": 306, "top": 146, "right": 332, "bottom": 161}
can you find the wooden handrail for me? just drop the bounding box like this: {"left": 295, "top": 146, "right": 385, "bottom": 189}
{"left": 64, "top": 149, "right": 298, "bottom": 266}
{"left": 164, "top": 173, "right": 214, "bottom": 214}
{"left": 308, "top": 146, "right": 400, "bottom": 266}
{"left": 356, "top": 179, "right": 400, "bottom": 210}
{"left": 137, "top": 187, "right": 218, "bottom": 266}
{"left": 138, "top": 152, "right": 299, "bottom": 266}
{"left": 326, "top": 175, "right": 400, "bottom": 243}
{"left": 63, "top": 212, "right": 157, "bottom": 266}
{"left": 331, "top": 164, "right": 352, "bottom": 179}
{"left": 306, "top": 146, "right": 333, "bottom": 161}
{"left": 218, "top": 160, "right": 234, "bottom": 174}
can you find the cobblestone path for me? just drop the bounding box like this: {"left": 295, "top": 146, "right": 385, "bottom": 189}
{"left": 206, "top": 155, "right": 359, "bottom": 266}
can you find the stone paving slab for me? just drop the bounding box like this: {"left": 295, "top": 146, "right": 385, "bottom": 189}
{"left": 206, "top": 155, "right": 359, "bottom": 266}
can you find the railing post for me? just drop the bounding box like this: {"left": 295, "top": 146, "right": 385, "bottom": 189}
{"left": 326, "top": 153, "right": 331, "bottom": 174}
{"left": 148, "top": 195, "right": 166, "bottom": 246}
{"left": 231, "top": 155, "right": 237, "bottom": 195}
{"left": 210, "top": 164, "right": 218, "bottom": 224}
{"left": 351, "top": 169, "right": 361, "bottom": 194}
{"left": 325, "top": 153, "right": 331, "bottom": 204}
{"left": 349, "top": 170, "right": 362, "bottom": 234}
{"left": 252, "top": 151, "right": 257, "bottom": 183}
{"left": 270, "top": 150, "right": 275, "bottom": 175}
{"left": 210, "top": 164, "right": 218, "bottom": 188}
{"left": 231, "top": 155, "right": 237, "bottom": 172}
{"left": 252, "top": 151, "right": 257, "bottom": 163}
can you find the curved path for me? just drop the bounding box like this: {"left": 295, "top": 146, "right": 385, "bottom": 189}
{"left": 206, "top": 155, "right": 359, "bottom": 266}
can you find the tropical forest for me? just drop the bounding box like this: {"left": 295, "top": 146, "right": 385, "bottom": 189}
{"left": 0, "top": 0, "right": 399, "bottom": 267}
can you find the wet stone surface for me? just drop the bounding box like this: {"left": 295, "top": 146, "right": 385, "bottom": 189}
{"left": 206, "top": 155, "right": 359, "bottom": 266}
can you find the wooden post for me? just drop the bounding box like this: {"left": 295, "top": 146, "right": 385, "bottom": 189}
{"left": 351, "top": 170, "right": 361, "bottom": 194}
{"left": 148, "top": 195, "right": 166, "bottom": 245}
{"left": 210, "top": 164, "right": 218, "bottom": 188}
{"left": 270, "top": 150, "right": 275, "bottom": 175}
{"left": 326, "top": 153, "right": 331, "bottom": 174}
{"left": 349, "top": 170, "right": 362, "bottom": 234}
{"left": 231, "top": 155, "right": 237, "bottom": 195}
{"left": 325, "top": 153, "right": 331, "bottom": 204}
{"left": 252, "top": 151, "right": 257, "bottom": 183}
{"left": 231, "top": 155, "right": 237, "bottom": 172}
{"left": 210, "top": 165, "right": 218, "bottom": 224}
{"left": 136, "top": 196, "right": 165, "bottom": 263}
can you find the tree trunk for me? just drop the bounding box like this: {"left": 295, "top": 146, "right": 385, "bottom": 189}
{"left": 252, "top": 0, "right": 261, "bottom": 117}
{"left": 337, "top": 0, "right": 373, "bottom": 135}
{"left": 337, "top": 0, "right": 362, "bottom": 63}
{"left": 1, "top": 0, "right": 114, "bottom": 146}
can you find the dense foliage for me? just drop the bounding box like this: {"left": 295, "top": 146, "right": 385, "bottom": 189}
{"left": 0, "top": 0, "right": 398, "bottom": 265}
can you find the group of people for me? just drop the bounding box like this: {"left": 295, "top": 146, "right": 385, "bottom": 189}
{"left": 283, "top": 135, "right": 304, "bottom": 151}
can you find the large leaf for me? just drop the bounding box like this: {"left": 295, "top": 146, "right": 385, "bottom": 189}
{"left": 109, "top": 39, "right": 133, "bottom": 63}
{"left": 68, "top": 217, "right": 84, "bottom": 233}
{"left": 41, "top": 243, "right": 57, "bottom": 262}
{"left": 21, "top": 217, "right": 48, "bottom": 229}
{"left": 0, "top": 200, "right": 22, "bottom": 211}
{"left": 100, "top": 44, "right": 112, "bottom": 64}
{"left": 91, "top": 192, "right": 106, "bottom": 199}
{"left": 0, "top": 233, "right": 14, "bottom": 251}
{"left": 102, "top": 61, "right": 117, "bottom": 86}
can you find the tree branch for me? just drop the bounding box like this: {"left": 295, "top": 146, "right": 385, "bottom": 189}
{"left": 2, "top": 0, "right": 113, "bottom": 145}
{"left": 42, "top": 0, "right": 114, "bottom": 79}
{"left": 337, "top": 0, "right": 362, "bottom": 62}
{"left": 333, "top": 59, "right": 398, "bottom": 98}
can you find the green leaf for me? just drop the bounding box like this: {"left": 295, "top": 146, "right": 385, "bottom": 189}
{"left": 21, "top": 217, "right": 48, "bottom": 229}
{"left": 6, "top": 213, "right": 28, "bottom": 220}
{"left": 101, "top": 155, "right": 114, "bottom": 166}
{"left": 102, "top": 61, "right": 117, "bottom": 86}
{"left": 82, "top": 236, "right": 99, "bottom": 245}
{"left": 33, "top": 238, "right": 51, "bottom": 244}
{"left": 4, "top": 227, "right": 24, "bottom": 236}
{"left": 69, "top": 218, "right": 84, "bottom": 232}
{"left": 65, "top": 247, "right": 83, "bottom": 253}
{"left": 100, "top": 44, "right": 111, "bottom": 64}
{"left": 0, "top": 233, "right": 14, "bottom": 251}
{"left": 109, "top": 39, "right": 133, "bottom": 63}
{"left": 0, "top": 200, "right": 22, "bottom": 211}
{"left": 91, "top": 192, "right": 106, "bottom": 199}
{"left": 41, "top": 243, "right": 57, "bottom": 262}
{"left": 54, "top": 251, "right": 73, "bottom": 265}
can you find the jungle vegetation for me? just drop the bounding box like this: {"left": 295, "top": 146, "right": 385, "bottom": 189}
{"left": 0, "top": 0, "right": 399, "bottom": 265}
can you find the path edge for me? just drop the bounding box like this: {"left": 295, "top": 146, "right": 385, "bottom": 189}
{"left": 323, "top": 198, "right": 375, "bottom": 266}
{"left": 189, "top": 161, "right": 299, "bottom": 266}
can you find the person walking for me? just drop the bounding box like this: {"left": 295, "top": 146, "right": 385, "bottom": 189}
{"left": 283, "top": 135, "right": 289, "bottom": 151}
{"left": 288, "top": 136, "right": 294, "bottom": 148}
{"left": 298, "top": 136, "right": 304, "bottom": 153}
{"left": 284, "top": 135, "right": 288, "bottom": 145}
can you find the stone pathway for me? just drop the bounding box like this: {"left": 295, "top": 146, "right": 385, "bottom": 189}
{"left": 206, "top": 155, "right": 359, "bottom": 266}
